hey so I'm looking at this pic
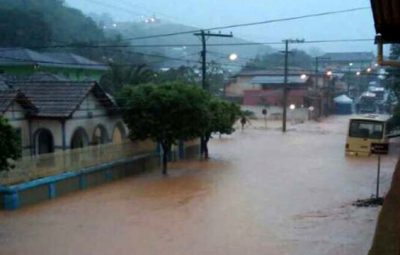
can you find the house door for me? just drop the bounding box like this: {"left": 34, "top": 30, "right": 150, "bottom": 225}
{"left": 36, "top": 129, "right": 54, "bottom": 155}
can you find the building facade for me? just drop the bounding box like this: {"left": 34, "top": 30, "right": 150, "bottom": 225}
{"left": 1, "top": 81, "right": 126, "bottom": 157}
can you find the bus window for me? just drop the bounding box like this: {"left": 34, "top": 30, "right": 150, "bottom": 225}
{"left": 349, "top": 120, "right": 384, "bottom": 139}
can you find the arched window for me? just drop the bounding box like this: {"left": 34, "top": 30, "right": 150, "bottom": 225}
{"left": 92, "top": 125, "right": 109, "bottom": 145}
{"left": 70, "top": 127, "right": 89, "bottom": 149}
{"left": 35, "top": 129, "right": 54, "bottom": 155}
{"left": 112, "top": 122, "right": 126, "bottom": 144}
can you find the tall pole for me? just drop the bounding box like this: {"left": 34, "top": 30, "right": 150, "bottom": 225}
{"left": 194, "top": 30, "right": 233, "bottom": 92}
{"left": 376, "top": 155, "right": 381, "bottom": 199}
{"left": 315, "top": 57, "right": 319, "bottom": 90}
{"left": 200, "top": 30, "right": 207, "bottom": 90}
{"left": 282, "top": 40, "right": 289, "bottom": 133}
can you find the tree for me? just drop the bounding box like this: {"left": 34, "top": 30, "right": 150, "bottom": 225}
{"left": 119, "top": 82, "right": 210, "bottom": 175}
{"left": 0, "top": 8, "right": 52, "bottom": 48}
{"left": 244, "top": 49, "right": 313, "bottom": 70}
{"left": 201, "top": 98, "right": 241, "bottom": 159}
{"left": 100, "top": 64, "right": 154, "bottom": 93}
{"left": 0, "top": 116, "right": 21, "bottom": 172}
{"left": 154, "top": 66, "right": 199, "bottom": 84}
{"left": 386, "top": 44, "right": 400, "bottom": 130}
{"left": 207, "top": 61, "right": 226, "bottom": 96}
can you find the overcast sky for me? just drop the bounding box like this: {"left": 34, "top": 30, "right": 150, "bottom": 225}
{"left": 65, "top": 0, "right": 377, "bottom": 53}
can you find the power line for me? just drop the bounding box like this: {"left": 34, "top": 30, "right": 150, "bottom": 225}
{"left": 120, "top": 7, "right": 370, "bottom": 41}
{"left": 1, "top": 38, "right": 374, "bottom": 52}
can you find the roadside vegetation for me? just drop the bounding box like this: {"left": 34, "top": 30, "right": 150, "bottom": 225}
{"left": 118, "top": 82, "right": 241, "bottom": 175}
{"left": 0, "top": 116, "right": 21, "bottom": 172}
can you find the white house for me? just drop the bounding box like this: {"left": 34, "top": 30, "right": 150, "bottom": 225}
{"left": 0, "top": 80, "right": 127, "bottom": 156}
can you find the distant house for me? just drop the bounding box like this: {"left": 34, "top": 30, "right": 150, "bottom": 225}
{"left": 225, "top": 68, "right": 312, "bottom": 101}
{"left": 243, "top": 75, "right": 312, "bottom": 106}
{"left": 0, "top": 81, "right": 126, "bottom": 157}
{"left": 318, "top": 52, "right": 376, "bottom": 72}
{"left": 0, "top": 48, "right": 108, "bottom": 81}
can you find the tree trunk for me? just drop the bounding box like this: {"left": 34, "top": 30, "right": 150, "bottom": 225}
{"left": 200, "top": 136, "right": 205, "bottom": 157}
{"left": 161, "top": 143, "right": 170, "bottom": 175}
{"left": 204, "top": 135, "right": 210, "bottom": 159}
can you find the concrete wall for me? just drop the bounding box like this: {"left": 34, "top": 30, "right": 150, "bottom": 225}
{"left": 241, "top": 105, "right": 309, "bottom": 122}
{"left": 0, "top": 142, "right": 201, "bottom": 210}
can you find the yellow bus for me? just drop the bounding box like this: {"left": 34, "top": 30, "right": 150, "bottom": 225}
{"left": 346, "top": 115, "right": 389, "bottom": 156}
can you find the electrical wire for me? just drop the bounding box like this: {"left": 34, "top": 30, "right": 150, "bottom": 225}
{"left": 120, "top": 7, "right": 370, "bottom": 41}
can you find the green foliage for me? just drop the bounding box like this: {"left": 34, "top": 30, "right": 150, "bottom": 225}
{"left": 207, "top": 61, "right": 226, "bottom": 96}
{"left": 155, "top": 66, "right": 199, "bottom": 85}
{"left": 205, "top": 98, "right": 241, "bottom": 137}
{"left": 390, "top": 44, "right": 400, "bottom": 60}
{"left": 385, "top": 44, "right": 400, "bottom": 130}
{"left": 241, "top": 110, "right": 256, "bottom": 118}
{"left": 201, "top": 98, "right": 240, "bottom": 158}
{"left": 0, "top": 8, "right": 52, "bottom": 48}
{"left": 119, "top": 82, "right": 210, "bottom": 174}
{"left": 0, "top": 116, "right": 21, "bottom": 172}
{"left": 244, "top": 49, "right": 313, "bottom": 70}
{"left": 101, "top": 64, "right": 155, "bottom": 93}
{"left": 1, "top": 0, "right": 104, "bottom": 44}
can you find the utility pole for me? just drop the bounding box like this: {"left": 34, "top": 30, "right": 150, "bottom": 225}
{"left": 314, "top": 57, "right": 330, "bottom": 119}
{"left": 282, "top": 40, "right": 289, "bottom": 133}
{"left": 315, "top": 57, "right": 319, "bottom": 90}
{"left": 281, "top": 39, "right": 304, "bottom": 133}
{"left": 194, "top": 30, "right": 233, "bottom": 91}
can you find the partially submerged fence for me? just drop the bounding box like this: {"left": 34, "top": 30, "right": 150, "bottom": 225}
{"left": 0, "top": 140, "right": 156, "bottom": 186}
{"left": 0, "top": 139, "right": 201, "bottom": 210}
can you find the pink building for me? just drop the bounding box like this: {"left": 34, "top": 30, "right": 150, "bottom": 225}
{"left": 242, "top": 75, "right": 312, "bottom": 106}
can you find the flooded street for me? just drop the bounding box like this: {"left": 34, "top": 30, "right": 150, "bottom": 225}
{"left": 0, "top": 116, "right": 398, "bottom": 255}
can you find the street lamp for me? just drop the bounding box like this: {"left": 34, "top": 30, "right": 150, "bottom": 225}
{"left": 308, "top": 106, "right": 315, "bottom": 120}
{"left": 356, "top": 71, "right": 361, "bottom": 76}
{"left": 326, "top": 70, "right": 333, "bottom": 77}
{"left": 367, "top": 67, "right": 372, "bottom": 73}
{"left": 300, "top": 74, "right": 308, "bottom": 80}
{"left": 289, "top": 104, "right": 296, "bottom": 124}
{"left": 228, "top": 53, "right": 238, "bottom": 61}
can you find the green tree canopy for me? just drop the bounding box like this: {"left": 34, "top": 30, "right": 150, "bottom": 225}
{"left": 119, "top": 82, "right": 210, "bottom": 174}
{"left": 0, "top": 116, "right": 21, "bottom": 172}
{"left": 386, "top": 44, "right": 400, "bottom": 130}
{"left": 0, "top": 8, "right": 52, "bottom": 48}
{"left": 244, "top": 49, "right": 313, "bottom": 70}
{"left": 202, "top": 98, "right": 241, "bottom": 158}
{"left": 100, "top": 64, "right": 155, "bottom": 93}
{"left": 154, "top": 66, "right": 199, "bottom": 85}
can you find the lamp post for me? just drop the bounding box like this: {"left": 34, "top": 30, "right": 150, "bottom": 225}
{"left": 289, "top": 104, "right": 296, "bottom": 124}
{"left": 347, "top": 62, "right": 353, "bottom": 95}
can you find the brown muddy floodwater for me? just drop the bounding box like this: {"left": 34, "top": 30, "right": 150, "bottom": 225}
{"left": 0, "top": 116, "right": 398, "bottom": 255}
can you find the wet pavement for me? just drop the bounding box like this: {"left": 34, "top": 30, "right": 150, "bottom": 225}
{"left": 0, "top": 116, "right": 398, "bottom": 255}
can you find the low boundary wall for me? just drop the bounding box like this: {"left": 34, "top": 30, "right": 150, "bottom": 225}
{"left": 0, "top": 143, "right": 200, "bottom": 210}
